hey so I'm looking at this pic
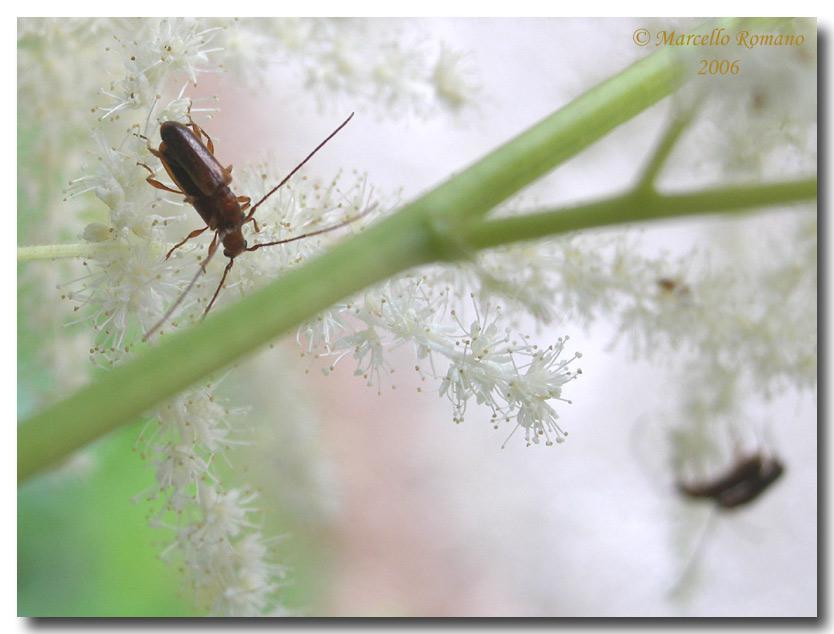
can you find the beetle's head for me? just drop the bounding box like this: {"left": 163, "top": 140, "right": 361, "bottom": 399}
{"left": 221, "top": 229, "right": 247, "bottom": 258}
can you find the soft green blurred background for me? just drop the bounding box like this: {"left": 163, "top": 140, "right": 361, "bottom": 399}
{"left": 17, "top": 415, "right": 331, "bottom": 616}
{"left": 17, "top": 422, "right": 196, "bottom": 616}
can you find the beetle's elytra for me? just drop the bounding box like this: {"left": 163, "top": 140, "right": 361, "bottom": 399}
{"left": 140, "top": 111, "right": 360, "bottom": 340}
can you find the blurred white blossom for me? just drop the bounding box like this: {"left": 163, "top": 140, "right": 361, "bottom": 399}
{"left": 18, "top": 17, "right": 816, "bottom": 616}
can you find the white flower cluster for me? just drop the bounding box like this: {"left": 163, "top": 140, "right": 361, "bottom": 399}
{"left": 98, "top": 19, "right": 224, "bottom": 120}
{"left": 621, "top": 218, "right": 817, "bottom": 397}
{"left": 138, "top": 388, "right": 286, "bottom": 616}
{"left": 701, "top": 23, "right": 816, "bottom": 179}
{"left": 301, "top": 277, "right": 582, "bottom": 446}
{"left": 269, "top": 18, "right": 481, "bottom": 117}
{"left": 20, "top": 16, "right": 816, "bottom": 615}
{"left": 457, "top": 214, "right": 815, "bottom": 438}
{"left": 20, "top": 17, "right": 488, "bottom": 616}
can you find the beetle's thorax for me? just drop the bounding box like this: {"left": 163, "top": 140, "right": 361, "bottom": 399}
{"left": 158, "top": 120, "right": 248, "bottom": 257}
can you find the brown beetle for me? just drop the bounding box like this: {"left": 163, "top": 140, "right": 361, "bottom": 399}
{"left": 140, "top": 112, "right": 361, "bottom": 339}
{"left": 713, "top": 456, "right": 784, "bottom": 509}
{"left": 677, "top": 452, "right": 785, "bottom": 509}
{"left": 670, "top": 450, "right": 786, "bottom": 595}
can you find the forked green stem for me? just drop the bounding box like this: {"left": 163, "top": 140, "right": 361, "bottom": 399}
{"left": 19, "top": 18, "right": 812, "bottom": 483}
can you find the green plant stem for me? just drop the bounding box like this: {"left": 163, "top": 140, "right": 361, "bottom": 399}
{"left": 465, "top": 179, "right": 817, "bottom": 249}
{"left": 635, "top": 102, "right": 702, "bottom": 190}
{"left": 17, "top": 17, "right": 803, "bottom": 483}
{"left": 17, "top": 241, "right": 175, "bottom": 262}
{"left": 16, "top": 243, "right": 124, "bottom": 262}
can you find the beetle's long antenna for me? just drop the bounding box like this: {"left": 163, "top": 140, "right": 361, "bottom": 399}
{"left": 245, "top": 112, "right": 355, "bottom": 222}
{"left": 143, "top": 236, "right": 222, "bottom": 341}
{"left": 246, "top": 202, "right": 378, "bottom": 252}
{"left": 669, "top": 510, "right": 719, "bottom": 598}
{"left": 201, "top": 202, "right": 377, "bottom": 319}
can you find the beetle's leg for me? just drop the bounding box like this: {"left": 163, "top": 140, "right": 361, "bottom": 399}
{"left": 242, "top": 195, "right": 262, "bottom": 231}
{"left": 237, "top": 196, "right": 259, "bottom": 232}
{"left": 138, "top": 162, "right": 184, "bottom": 195}
{"left": 183, "top": 99, "right": 216, "bottom": 155}
{"left": 138, "top": 134, "right": 169, "bottom": 166}
{"left": 198, "top": 231, "right": 221, "bottom": 270}
{"left": 166, "top": 226, "right": 210, "bottom": 260}
{"left": 203, "top": 258, "right": 235, "bottom": 318}
{"left": 137, "top": 132, "right": 158, "bottom": 154}
{"left": 142, "top": 230, "right": 223, "bottom": 342}
{"left": 200, "top": 229, "right": 236, "bottom": 317}
{"left": 138, "top": 137, "right": 187, "bottom": 196}
{"left": 187, "top": 119, "right": 215, "bottom": 155}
